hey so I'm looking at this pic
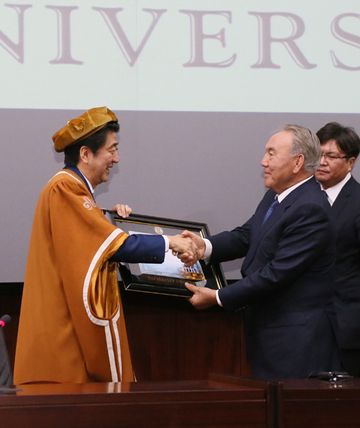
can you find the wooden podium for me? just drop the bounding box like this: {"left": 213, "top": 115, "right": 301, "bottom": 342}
{"left": 0, "top": 282, "right": 250, "bottom": 381}
{"left": 121, "top": 288, "right": 249, "bottom": 381}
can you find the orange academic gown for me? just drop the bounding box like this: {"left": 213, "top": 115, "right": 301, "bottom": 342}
{"left": 14, "top": 170, "right": 134, "bottom": 384}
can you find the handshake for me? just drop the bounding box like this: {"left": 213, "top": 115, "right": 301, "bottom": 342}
{"left": 113, "top": 204, "right": 203, "bottom": 266}
{"left": 168, "top": 230, "right": 218, "bottom": 309}
{"left": 167, "top": 231, "right": 205, "bottom": 266}
{"left": 113, "top": 204, "right": 218, "bottom": 309}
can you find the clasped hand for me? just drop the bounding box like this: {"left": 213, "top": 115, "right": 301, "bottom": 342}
{"left": 168, "top": 234, "right": 199, "bottom": 266}
{"left": 167, "top": 232, "right": 218, "bottom": 309}
{"left": 168, "top": 230, "right": 206, "bottom": 266}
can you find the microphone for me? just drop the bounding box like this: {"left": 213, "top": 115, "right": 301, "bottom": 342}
{"left": 0, "top": 313, "right": 17, "bottom": 393}
{"left": 0, "top": 315, "right": 11, "bottom": 328}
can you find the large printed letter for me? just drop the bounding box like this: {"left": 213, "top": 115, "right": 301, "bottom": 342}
{"left": 180, "top": 10, "right": 236, "bottom": 67}
{"left": 330, "top": 13, "right": 360, "bottom": 71}
{"left": 0, "top": 4, "right": 31, "bottom": 63}
{"left": 250, "top": 12, "right": 316, "bottom": 69}
{"left": 47, "top": 6, "right": 83, "bottom": 64}
{"left": 93, "top": 7, "right": 166, "bottom": 66}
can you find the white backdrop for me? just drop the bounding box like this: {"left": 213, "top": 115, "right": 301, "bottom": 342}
{"left": 0, "top": 0, "right": 359, "bottom": 112}
{"left": 0, "top": 0, "right": 359, "bottom": 281}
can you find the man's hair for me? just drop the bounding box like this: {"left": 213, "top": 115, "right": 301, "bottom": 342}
{"left": 283, "top": 124, "right": 321, "bottom": 173}
{"left": 316, "top": 122, "right": 360, "bottom": 159}
{"left": 64, "top": 121, "right": 119, "bottom": 167}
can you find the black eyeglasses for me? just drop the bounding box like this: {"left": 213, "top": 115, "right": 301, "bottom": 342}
{"left": 320, "top": 152, "right": 348, "bottom": 161}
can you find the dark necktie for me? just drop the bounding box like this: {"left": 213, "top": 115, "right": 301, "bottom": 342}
{"left": 322, "top": 189, "right": 333, "bottom": 206}
{"left": 262, "top": 196, "right": 279, "bottom": 224}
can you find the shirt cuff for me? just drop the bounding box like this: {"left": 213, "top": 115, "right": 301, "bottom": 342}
{"left": 216, "top": 290, "right": 223, "bottom": 307}
{"left": 163, "top": 235, "right": 169, "bottom": 252}
{"left": 203, "top": 238, "right": 213, "bottom": 260}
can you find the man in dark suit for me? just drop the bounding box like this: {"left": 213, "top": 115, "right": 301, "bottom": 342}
{"left": 315, "top": 122, "right": 360, "bottom": 376}
{"left": 184, "top": 124, "right": 340, "bottom": 379}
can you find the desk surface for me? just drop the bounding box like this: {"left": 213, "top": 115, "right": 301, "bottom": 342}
{"left": 278, "top": 378, "right": 360, "bottom": 428}
{"left": 0, "top": 378, "right": 273, "bottom": 428}
{"left": 2, "top": 378, "right": 360, "bottom": 428}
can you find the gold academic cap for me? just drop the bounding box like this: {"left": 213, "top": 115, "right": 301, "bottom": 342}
{"left": 52, "top": 106, "right": 118, "bottom": 152}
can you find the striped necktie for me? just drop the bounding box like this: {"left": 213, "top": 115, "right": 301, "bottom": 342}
{"left": 262, "top": 196, "right": 279, "bottom": 224}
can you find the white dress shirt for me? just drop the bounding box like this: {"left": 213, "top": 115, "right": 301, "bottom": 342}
{"left": 322, "top": 172, "right": 351, "bottom": 206}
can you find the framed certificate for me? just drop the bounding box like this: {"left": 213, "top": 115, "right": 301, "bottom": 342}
{"left": 107, "top": 212, "right": 227, "bottom": 297}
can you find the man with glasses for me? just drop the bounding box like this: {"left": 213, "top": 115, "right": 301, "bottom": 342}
{"left": 315, "top": 122, "right": 360, "bottom": 376}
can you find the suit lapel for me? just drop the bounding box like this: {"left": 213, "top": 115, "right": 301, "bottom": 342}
{"left": 242, "top": 178, "right": 317, "bottom": 272}
{"left": 242, "top": 190, "right": 291, "bottom": 271}
{"left": 331, "top": 177, "right": 355, "bottom": 220}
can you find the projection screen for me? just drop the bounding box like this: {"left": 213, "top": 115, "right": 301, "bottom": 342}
{"left": 1, "top": 0, "right": 359, "bottom": 281}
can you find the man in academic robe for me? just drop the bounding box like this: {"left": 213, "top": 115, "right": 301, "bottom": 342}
{"left": 14, "top": 106, "right": 196, "bottom": 384}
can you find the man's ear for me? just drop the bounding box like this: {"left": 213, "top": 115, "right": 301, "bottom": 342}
{"left": 79, "top": 146, "right": 90, "bottom": 164}
{"left": 348, "top": 157, "right": 356, "bottom": 172}
{"left": 293, "top": 153, "right": 305, "bottom": 174}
